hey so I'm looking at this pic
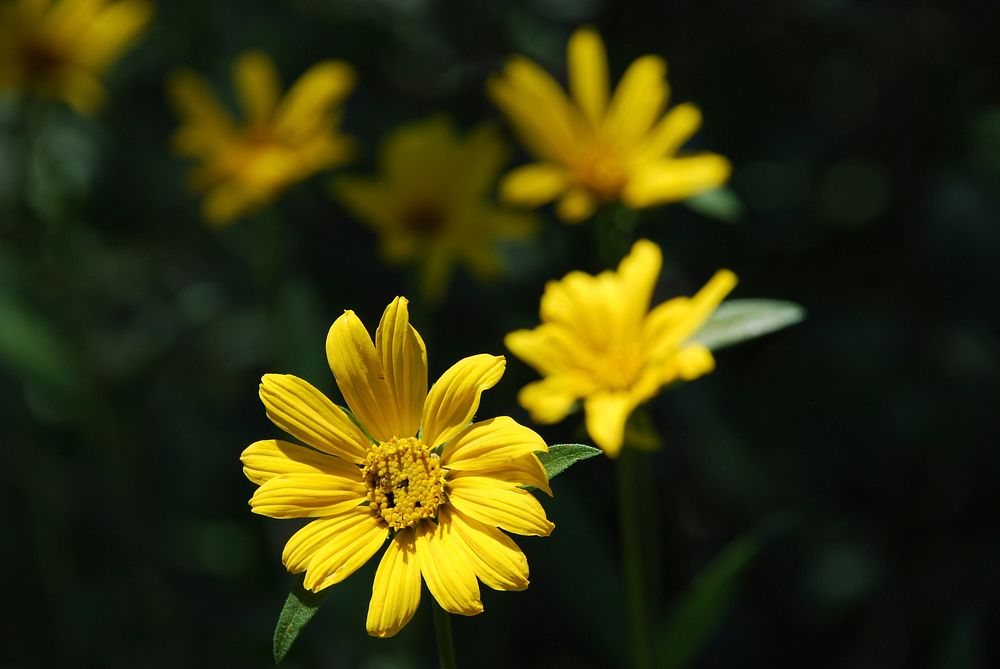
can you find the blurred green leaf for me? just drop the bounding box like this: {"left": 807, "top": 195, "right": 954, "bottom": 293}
{"left": 536, "top": 443, "right": 603, "bottom": 480}
{"left": 273, "top": 574, "right": 330, "bottom": 664}
{"left": 0, "top": 293, "right": 81, "bottom": 394}
{"left": 684, "top": 186, "right": 745, "bottom": 223}
{"left": 658, "top": 534, "right": 760, "bottom": 669}
{"left": 693, "top": 299, "right": 805, "bottom": 351}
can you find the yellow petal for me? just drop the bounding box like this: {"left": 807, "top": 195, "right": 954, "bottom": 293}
{"left": 505, "top": 324, "right": 591, "bottom": 378}
{"left": 367, "top": 529, "right": 421, "bottom": 638}
{"left": 616, "top": 239, "right": 662, "bottom": 327}
{"left": 234, "top": 50, "right": 280, "bottom": 124}
{"left": 374, "top": 297, "right": 428, "bottom": 438}
{"left": 249, "top": 472, "right": 365, "bottom": 518}
{"left": 448, "top": 508, "right": 529, "bottom": 591}
{"left": 302, "top": 512, "right": 387, "bottom": 591}
{"left": 326, "top": 310, "right": 404, "bottom": 442}
{"left": 457, "top": 122, "right": 510, "bottom": 198}
{"left": 167, "top": 70, "right": 235, "bottom": 143}
{"left": 539, "top": 270, "right": 621, "bottom": 350}
{"left": 275, "top": 60, "right": 355, "bottom": 141}
{"left": 556, "top": 187, "right": 596, "bottom": 223}
{"left": 442, "top": 416, "right": 551, "bottom": 495}
{"left": 57, "top": 69, "right": 107, "bottom": 116}
{"left": 675, "top": 343, "right": 715, "bottom": 380}
{"left": 282, "top": 506, "right": 381, "bottom": 573}
{"left": 605, "top": 55, "right": 668, "bottom": 147}
{"left": 420, "top": 354, "right": 505, "bottom": 448}
{"left": 259, "top": 374, "right": 371, "bottom": 463}
{"left": 644, "top": 269, "right": 737, "bottom": 356}
{"left": 240, "top": 438, "right": 362, "bottom": 485}
{"left": 568, "top": 27, "right": 608, "bottom": 128}
{"left": 447, "top": 476, "right": 554, "bottom": 536}
{"left": 517, "top": 376, "right": 588, "bottom": 425}
{"left": 622, "top": 154, "right": 732, "bottom": 208}
{"left": 498, "top": 163, "right": 569, "bottom": 206}
{"left": 74, "top": 0, "right": 152, "bottom": 69}
{"left": 201, "top": 182, "right": 261, "bottom": 227}
{"left": 584, "top": 391, "right": 635, "bottom": 457}
{"left": 330, "top": 177, "right": 397, "bottom": 229}
{"left": 415, "top": 515, "right": 483, "bottom": 615}
{"left": 635, "top": 102, "right": 703, "bottom": 162}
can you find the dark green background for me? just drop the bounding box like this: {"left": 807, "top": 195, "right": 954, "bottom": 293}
{"left": 3, "top": 0, "right": 999, "bottom": 667}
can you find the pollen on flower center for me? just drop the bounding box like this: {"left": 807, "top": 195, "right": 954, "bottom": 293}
{"left": 573, "top": 142, "right": 628, "bottom": 200}
{"left": 362, "top": 436, "right": 446, "bottom": 530}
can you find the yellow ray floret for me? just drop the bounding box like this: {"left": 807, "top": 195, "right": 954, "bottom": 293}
{"left": 241, "top": 296, "right": 554, "bottom": 638}
{"left": 488, "top": 27, "right": 731, "bottom": 223}
{"left": 332, "top": 116, "right": 537, "bottom": 302}
{"left": 0, "top": 0, "right": 152, "bottom": 115}
{"left": 506, "top": 240, "right": 736, "bottom": 456}
{"left": 168, "top": 50, "right": 356, "bottom": 227}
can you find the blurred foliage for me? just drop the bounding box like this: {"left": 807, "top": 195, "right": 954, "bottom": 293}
{"left": 2, "top": 0, "right": 999, "bottom": 668}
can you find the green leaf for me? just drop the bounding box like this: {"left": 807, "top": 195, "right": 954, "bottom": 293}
{"left": 273, "top": 574, "right": 330, "bottom": 664}
{"left": 692, "top": 299, "right": 805, "bottom": 351}
{"left": 684, "top": 186, "right": 744, "bottom": 223}
{"left": 658, "top": 534, "right": 760, "bottom": 669}
{"left": 536, "top": 443, "right": 603, "bottom": 480}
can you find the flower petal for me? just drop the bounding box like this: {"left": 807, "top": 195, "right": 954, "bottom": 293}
{"left": 374, "top": 297, "right": 428, "bottom": 439}
{"left": 568, "top": 27, "right": 608, "bottom": 128}
{"left": 234, "top": 50, "right": 280, "bottom": 124}
{"left": 421, "top": 354, "right": 505, "bottom": 448}
{"left": 259, "top": 374, "right": 370, "bottom": 463}
{"left": 249, "top": 472, "right": 365, "bottom": 518}
{"left": 583, "top": 391, "right": 635, "bottom": 457}
{"left": 448, "top": 508, "right": 529, "bottom": 591}
{"left": 447, "top": 476, "right": 554, "bottom": 536}
{"left": 442, "top": 416, "right": 551, "bottom": 495}
{"left": 616, "top": 239, "right": 662, "bottom": 328}
{"left": 605, "top": 55, "right": 669, "bottom": 147}
{"left": 556, "top": 187, "right": 596, "bottom": 223}
{"left": 326, "top": 310, "right": 403, "bottom": 442}
{"left": 275, "top": 60, "right": 355, "bottom": 142}
{"left": 623, "top": 154, "right": 732, "bottom": 208}
{"left": 367, "top": 529, "right": 422, "bottom": 638}
{"left": 281, "top": 506, "right": 380, "bottom": 572}
{"left": 302, "top": 512, "right": 388, "bottom": 591}
{"left": 498, "top": 163, "right": 569, "bottom": 207}
{"left": 635, "top": 102, "right": 703, "bottom": 163}
{"left": 415, "top": 515, "right": 483, "bottom": 615}
{"left": 241, "top": 438, "right": 362, "bottom": 485}
{"left": 516, "top": 376, "right": 587, "bottom": 425}
{"left": 642, "top": 270, "right": 737, "bottom": 357}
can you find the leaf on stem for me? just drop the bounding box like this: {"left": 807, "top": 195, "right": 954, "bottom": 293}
{"left": 536, "top": 443, "right": 603, "bottom": 481}
{"left": 692, "top": 299, "right": 805, "bottom": 351}
{"left": 273, "top": 574, "right": 330, "bottom": 664}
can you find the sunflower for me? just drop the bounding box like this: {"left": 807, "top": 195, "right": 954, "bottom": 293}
{"left": 168, "top": 51, "right": 355, "bottom": 226}
{"left": 489, "top": 27, "right": 730, "bottom": 223}
{"left": 332, "top": 117, "right": 537, "bottom": 302}
{"left": 0, "top": 0, "right": 152, "bottom": 115}
{"left": 505, "top": 239, "right": 736, "bottom": 456}
{"left": 242, "top": 297, "right": 554, "bottom": 637}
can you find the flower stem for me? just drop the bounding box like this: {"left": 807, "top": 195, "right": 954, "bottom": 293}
{"left": 618, "top": 447, "right": 654, "bottom": 669}
{"left": 432, "top": 600, "right": 458, "bottom": 669}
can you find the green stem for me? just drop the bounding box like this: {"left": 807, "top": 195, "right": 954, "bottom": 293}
{"left": 618, "top": 447, "right": 654, "bottom": 669}
{"left": 432, "top": 600, "right": 457, "bottom": 669}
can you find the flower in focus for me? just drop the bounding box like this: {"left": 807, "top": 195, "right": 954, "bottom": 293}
{"left": 506, "top": 240, "right": 736, "bottom": 456}
{"left": 168, "top": 51, "right": 355, "bottom": 226}
{"left": 489, "top": 27, "right": 730, "bottom": 223}
{"left": 242, "top": 297, "right": 554, "bottom": 637}
{"left": 0, "top": 0, "right": 152, "bottom": 115}
{"left": 332, "top": 117, "right": 537, "bottom": 302}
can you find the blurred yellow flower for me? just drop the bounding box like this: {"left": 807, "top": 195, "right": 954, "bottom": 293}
{"left": 0, "top": 0, "right": 152, "bottom": 115}
{"left": 489, "top": 27, "right": 730, "bottom": 223}
{"left": 168, "top": 51, "right": 355, "bottom": 226}
{"left": 242, "top": 297, "right": 553, "bottom": 638}
{"left": 506, "top": 240, "right": 736, "bottom": 456}
{"left": 332, "top": 117, "right": 537, "bottom": 301}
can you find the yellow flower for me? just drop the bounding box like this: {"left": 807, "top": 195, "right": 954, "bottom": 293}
{"left": 505, "top": 240, "right": 736, "bottom": 456}
{"left": 168, "top": 51, "right": 355, "bottom": 227}
{"left": 489, "top": 27, "right": 731, "bottom": 223}
{"left": 0, "top": 0, "right": 152, "bottom": 115}
{"left": 241, "top": 297, "right": 554, "bottom": 638}
{"left": 332, "top": 117, "right": 537, "bottom": 302}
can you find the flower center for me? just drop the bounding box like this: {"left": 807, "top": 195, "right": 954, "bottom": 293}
{"left": 400, "top": 202, "right": 446, "bottom": 239}
{"left": 573, "top": 141, "right": 629, "bottom": 200}
{"left": 362, "top": 437, "right": 445, "bottom": 530}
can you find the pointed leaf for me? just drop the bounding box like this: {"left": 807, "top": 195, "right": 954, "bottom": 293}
{"left": 273, "top": 574, "right": 330, "bottom": 664}
{"left": 658, "top": 534, "right": 760, "bottom": 669}
{"left": 692, "top": 299, "right": 805, "bottom": 351}
{"left": 535, "top": 443, "right": 603, "bottom": 480}
{"left": 684, "top": 186, "right": 744, "bottom": 223}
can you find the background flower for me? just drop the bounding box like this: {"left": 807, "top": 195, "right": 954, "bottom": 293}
{"left": 332, "top": 117, "right": 537, "bottom": 301}
{"left": 489, "top": 27, "right": 730, "bottom": 222}
{"left": 168, "top": 51, "right": 355, "bottom": 226}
